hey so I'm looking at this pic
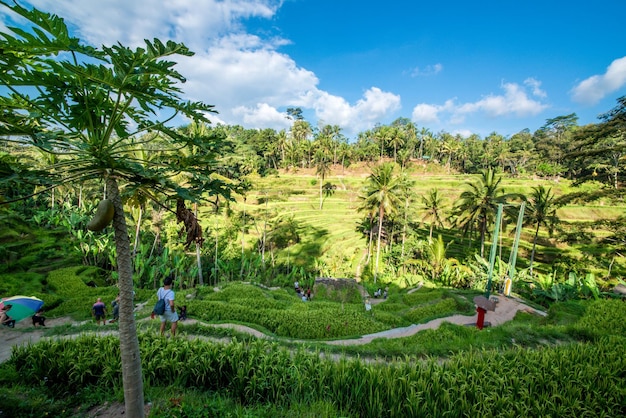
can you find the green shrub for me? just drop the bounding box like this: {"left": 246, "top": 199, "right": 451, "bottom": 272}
{"left": 402, "top": 298, "right": 458, "bottom": 324}
{"left": 402, "top": 288, "right": 444, "bottom": 305}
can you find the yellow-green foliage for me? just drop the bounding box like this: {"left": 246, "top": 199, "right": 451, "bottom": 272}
{"left": 10, "top": 333, "right": 626, "bottom": 417}
{"left": 402, "top": 298, "right": 458, "bottom": 324}
{"left": 574, "top": 299, "right": 626, "bottom": 336}
{"left": 402, "top": 288, "right": 445, "bottom": 305}
{"left": 375, "top": 302, "right": 406, "bottom": 313}
{"left": 184, "top": 283, "right": 394, "bottom": 339}
{"left": 181, "top": 283, "right": 476, "bottom": 339}
{"left": 313, "top": 283, "right": 362, "bottom": 304}
{"left": 366, "top": 288, "right": 468, "bottom": 325}
{"left": 187, "top": 297, "right": 391, "bottom": 339}
{"left": 42, "top": 266, "right": 154, "bottom": 319}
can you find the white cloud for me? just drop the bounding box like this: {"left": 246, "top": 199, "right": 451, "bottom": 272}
{"left": 524, "top": 77, "right": 547, "bottom": 98}
{"left": 314, "top": 87, "right": 401, "bottom": 133}
{"left": 409, "top": 63, "right": 443, "bottom": 77}
{"left": 178, "top": 36, "right": 400, "bottom": 134}
{"left": 457, "top": 81, "right": 548, "bottom": 117}
{"left": 412, "top": 81, "right": 549, "bottom": 126}
{"left": 179, "top": 34, "right": 319, "bottom": 108}
{"left": 411, "top": 100, "right": 454, "bottom": 124}
{"left": 571, "top": 56, "right": 626, "bottom": 105}
{"left": 12, "top": 0, "right": 400, "bottom": 136}
{"left": 233, "top": 103, "right": 292, "bottom": 128}
{"left": 26, "top": 0, "right": 280, "bottom": 48}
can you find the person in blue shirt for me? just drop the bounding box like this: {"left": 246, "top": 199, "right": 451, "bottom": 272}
{"left": 156, "top": 274, "right": 179, "bottom": 337}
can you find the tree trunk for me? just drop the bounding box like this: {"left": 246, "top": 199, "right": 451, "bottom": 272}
{"left": 262, "top": 195, "right": 268, "bottom": 264}
{"left": 375, "top": 207, "right": 384, "bottom": 283}
{"left": 240, "top": 197, "right": 246, "bottom": 279}
{"left": 366, "top": 214, "right": 373, "bottom": 265}
{"left": 479, "top": 217, "right": 486, "bottom": 258}
{"left": 529, "top": 222, "right": 540, "bottom": 275}
{"left": 401, "top": 198, "right": 408, "bottom": 275}
{"left": 107, "top": 177, "right": 145, "bottom": 418}
{"left": 319, "top": 176, "right": 323, "bottom": 210}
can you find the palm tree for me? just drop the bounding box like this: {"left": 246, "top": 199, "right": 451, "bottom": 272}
{"left": 359, "top": 162, "right": 404, "bottom": 282}
{"left": 426, "top": 234, "right": 453, "bottom": 282}
{"left": 388, "top": 126, "right": 406, "bottom": 163}
{"left": 398, "top": 169, "right": 416, "bottom": 274}
{"left": 452, "top": 169, "right": 511, "bottom": 257}
{"left": 418, "top": 127, "right": 432, "bottom": 160}
{"left": 524, "top": 185, "right": 559, "bottom": 274}
{"left": 0, "top": 5, "right": 233, "bottom": 417}
{"left": 290, "top": 120, "right": 312, "bottom": 168}
{"left": 276, "top": 130, "right": 288, "bottom": 168}
{"left": 421, "top": 188, "right": 446, "bottom": 240}
{"left": 374, "top": 125, "right": 392, "bottom": 161}
{"left": 315, "top": 150, "right": 332, "bottom": 210}
{"left": 439, "top": 133, "right": 461, "bottom": 173}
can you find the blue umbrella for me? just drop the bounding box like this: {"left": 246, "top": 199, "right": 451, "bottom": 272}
{"left": 1, "top": 296, "right": 44, "bottom": 322}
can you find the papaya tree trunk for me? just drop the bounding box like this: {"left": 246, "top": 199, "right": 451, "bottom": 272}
{"left": 107, "top": 177, "right": 145, "bottom": 418}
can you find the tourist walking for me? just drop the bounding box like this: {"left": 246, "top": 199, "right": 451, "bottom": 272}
{"left": 156, "top": 274, "right": 179, "bottom": 337}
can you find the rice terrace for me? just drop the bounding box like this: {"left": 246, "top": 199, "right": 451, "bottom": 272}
{"left": 1, "top": 2, "right": 626, "bottom": 418}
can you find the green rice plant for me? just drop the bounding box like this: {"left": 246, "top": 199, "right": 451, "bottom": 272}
{"left": 6, "top": 332, "right": 626, "bottom": 417}
{"left": 401, "top": 287, "right": 444, "bottom": 305}
{"left": 402, "top": 297, "right": 458, "bottom": 324}
{"left": 574, "top": 298, "right": 626, "bottom": 336}
{"left": 374, "top": 302, "right": 406, "bottom": 313}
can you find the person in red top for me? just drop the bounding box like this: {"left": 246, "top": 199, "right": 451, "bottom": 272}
{"left": 92, "top": 297, "right": 107, "bottom": 325}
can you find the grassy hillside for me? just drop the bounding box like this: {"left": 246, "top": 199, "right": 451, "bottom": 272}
{"left": 1, "top": 168, "right": 624, "bottom": 300}
{"left": 199, "top": 167, "right": 626, "bottom": 283}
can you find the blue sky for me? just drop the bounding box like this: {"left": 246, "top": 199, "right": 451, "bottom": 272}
{"left": 2, "top": 0, "right": 626, "bottom": 139}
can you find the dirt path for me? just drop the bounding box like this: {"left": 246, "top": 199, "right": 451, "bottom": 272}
{"left": 0, "top": 295, "right": 545, "bottom": 363}
{"left": 329, "top": 295, "right": 546, "bottom": 345}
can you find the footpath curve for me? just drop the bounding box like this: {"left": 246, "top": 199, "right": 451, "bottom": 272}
{"left": 0, "top": 295, "right": 545, "bottom": 363}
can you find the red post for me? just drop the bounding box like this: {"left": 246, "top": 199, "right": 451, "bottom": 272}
{"left": 476, "top": 306, "right": 486, "bottom": 330}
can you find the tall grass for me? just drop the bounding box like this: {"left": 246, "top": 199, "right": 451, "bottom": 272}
{"left": 8, "top": 332, "right": 625, "bottom": 417}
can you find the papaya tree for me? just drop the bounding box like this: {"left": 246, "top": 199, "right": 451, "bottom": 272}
{"left": 0, "top": 3, "right": 233, "bottom": 417}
